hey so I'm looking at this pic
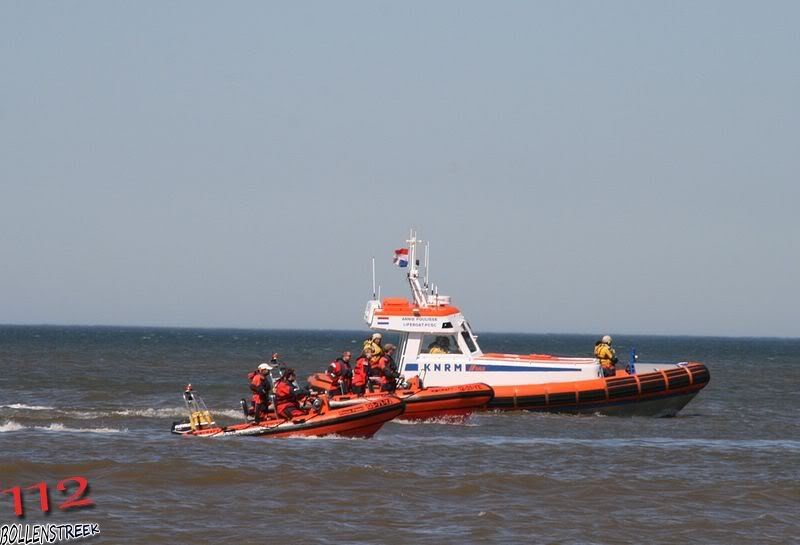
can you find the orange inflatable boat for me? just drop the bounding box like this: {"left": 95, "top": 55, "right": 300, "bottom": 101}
{"left": 171, "top": 386, "right": 404, "bottom": 439}
{"left": 307, "top": 373, "right": 494, "bottom": 422}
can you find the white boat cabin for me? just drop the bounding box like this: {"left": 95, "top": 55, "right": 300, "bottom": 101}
{"left": 364, "top": 232, "right": 603, "bottom": 388}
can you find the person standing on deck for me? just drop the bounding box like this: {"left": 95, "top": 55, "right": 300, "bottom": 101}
{"left": 594, "top": 335, "right": 618, "bottom": 377}
{"left": 327, "top": 351, "right": 352, "bottom": 396}
{"left": 378, "top": 344, "right": 402, "bottom": 393}
{"left": 249, "top": 362, "right": 274, "bottom": 421}
{"left": 363, "top": 332, "right": 384, "bottom": 360}
{"left": 352, "top": 348, "right": 373, "bottom": 396}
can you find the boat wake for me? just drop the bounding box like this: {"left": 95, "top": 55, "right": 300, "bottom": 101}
{"left": 388, "top": 416, "right": 478, "bottom": 426}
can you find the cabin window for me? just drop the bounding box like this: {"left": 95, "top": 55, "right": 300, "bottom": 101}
{"left": 420, "top": 334, "right": 461, "bottom": 354}
{"left": 461, "top": 326, "right": 477, "bottom": 353}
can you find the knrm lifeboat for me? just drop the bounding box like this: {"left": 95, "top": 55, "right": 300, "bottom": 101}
{"left": 362, "top": 231, "right": 710, "bottom": 417}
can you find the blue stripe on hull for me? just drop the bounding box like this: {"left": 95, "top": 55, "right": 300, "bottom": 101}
{"left": 404, "top": 363, "right": 579, "bottom": 373}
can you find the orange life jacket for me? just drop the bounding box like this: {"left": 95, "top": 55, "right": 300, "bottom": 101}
{"left": 327, "top": 358, "right": 351, "bottom": 391}
{"left": 377, "top": 355, "right": 399, "bottom": 386}
{"left": 274, "top": 379, "right": 299, "bottom": 416}
{"left": 249, "top": 371, "right": 270, "bottom": 405}
{"left": 352, "top": 357, "right": 370, "bottom": 387}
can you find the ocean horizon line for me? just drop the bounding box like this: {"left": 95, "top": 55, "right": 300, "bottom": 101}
{"left": 0, "top": 322, "right": 797, "bottom": 341}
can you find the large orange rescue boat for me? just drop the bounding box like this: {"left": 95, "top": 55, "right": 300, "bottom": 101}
{"left": 362, "top": 231, "right": 710, "bottom": 417}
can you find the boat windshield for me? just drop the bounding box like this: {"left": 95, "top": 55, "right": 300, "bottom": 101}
{"left": 461, "top": 324, "right": 478, "bottom": 353}
{"left": 420, "top": 334, "right": 461, "bottom": 354}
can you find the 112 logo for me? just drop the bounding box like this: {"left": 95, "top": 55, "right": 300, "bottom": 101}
{"left": 1, "top": 477, "right": 94, "bottom": 517}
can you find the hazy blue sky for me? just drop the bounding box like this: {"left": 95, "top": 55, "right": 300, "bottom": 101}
{"left": 1, "top": 2, "right": 798, "bottom": 337}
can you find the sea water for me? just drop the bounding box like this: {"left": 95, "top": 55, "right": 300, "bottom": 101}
{"left": 1, "top": 326, "right": 798, "bottom": 544}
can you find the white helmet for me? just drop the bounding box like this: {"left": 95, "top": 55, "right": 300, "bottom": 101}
{"left": 602, "top": 335, "right": 612, "bottom": 344}
{"left": 372, "top": 333, "right": 382, "bottom": 340}
{"left": 257, "top": 362, "right": 274, "bottom": 372}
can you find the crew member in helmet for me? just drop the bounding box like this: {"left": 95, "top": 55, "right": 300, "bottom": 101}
{"left": 249, "top": 362, "right": 274, "bottom": 421}
{"left": 327, "top": 351, "right": 352, "bottom": 396}
{"left": 594, "top": 335, "right": 618, "bottom": 377}
{"left": 274, "top": 368, "right": 308, "bottom": 420}
{"left": 363, "top": 333, "right": 384, "bottom": 360}
{"left": 352, "top": 348, "right": 373, "bottom": 396}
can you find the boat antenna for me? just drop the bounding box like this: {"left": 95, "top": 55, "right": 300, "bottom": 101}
{"left": 371, "top": 256, "right": 376, "bottom": 300}
{"left": 424, "top": 241, "right": 430, "bottom": 292}
{"left": 406, "top": 228, "right": 427, "bottom": 307}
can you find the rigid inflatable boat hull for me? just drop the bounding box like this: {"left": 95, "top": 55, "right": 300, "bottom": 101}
{"left": 172, "top": 396, "right": 405, "bottom": 439}
{"left": 308, "top": 373, "right": 493, "bottom": 422}
{"left": 488, "top": 362, "right": 710, "bottom": 417}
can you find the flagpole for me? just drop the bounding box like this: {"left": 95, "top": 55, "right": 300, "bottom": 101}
{"left": 405, "top": 228, "right": 427, "bottom": 308}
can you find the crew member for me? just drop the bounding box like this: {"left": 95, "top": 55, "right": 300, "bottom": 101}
{"left": 378, "top": 344, "right": 402, "bottom": 393}
{"left": 327, "top": 351, "right": 353, "bottom": 396}
{"left": 363, "top": 333, "right": 384, "bottom": 360}
{"left": 352, "top": 348, "right": 373, "bottom": 396}
{"left": 428, "top": 336, "right": 451, "bottom": 354}
{"left": 274, "top": 368, "right": 308, "bottom": 420}
{"left": 368, "top": 343, "right": 385, "bottom": 391}
{"left": 248, "top": 362, "right": 274, "bottom": 421}
{"left": 594, "top": 335, "right": 618, "bottom": 377}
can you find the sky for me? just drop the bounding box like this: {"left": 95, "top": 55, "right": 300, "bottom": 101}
{"left": 1, "top": 1, "right": 798, "bottom": 337}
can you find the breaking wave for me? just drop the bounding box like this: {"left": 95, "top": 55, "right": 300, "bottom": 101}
{"left": 34, "top": 423, "right": 126, "bottom": 434}
{"left": 1, "top": 406, "right": 246, "bottom": 420}
{"left": 0, "top": 420, "right": 26, "bottom": 432}
{"left": 0, "top": 420, "right": 125, "bottom": 434}
{"left": 0, "top": 403, "right": 56, "bottom": 410}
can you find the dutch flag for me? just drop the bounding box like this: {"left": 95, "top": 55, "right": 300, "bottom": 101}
{"left": 393, "top": 248, "right": 409, "bottom": 267}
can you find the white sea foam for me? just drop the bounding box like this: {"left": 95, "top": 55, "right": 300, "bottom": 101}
{"left": 0, "top": 420, "right": 26, "bottom": 432}
{"left": 51, "top": 407, "right": 188, "bottom": 419}
{"left": 3, "top": 405, "right": 244, "bottom": 421}
{"left": 34, "top": 423, "right": 126, "bottom": 434}
{"left": 2, "top": 420, "right": 126, "bottom": 433}
{"left": 1, "top": 403, "right": 56, "bottom": 411}
{"left": 213, "top": 409, "right": 247, "bottom": 419}
{"left": 59, "top": 410, "right": 113, "bottom": 420}
{"left": 388, "top": 417, "right": 477, "bottom": 426}
{"left": 281, "top": 433, "right": 356, "bottom": 440}
{"left": 111, "top": 408, "right": 188, "bottom": 418}
{"left": 112, "top": 407, "right": 242, "bottom": 419}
